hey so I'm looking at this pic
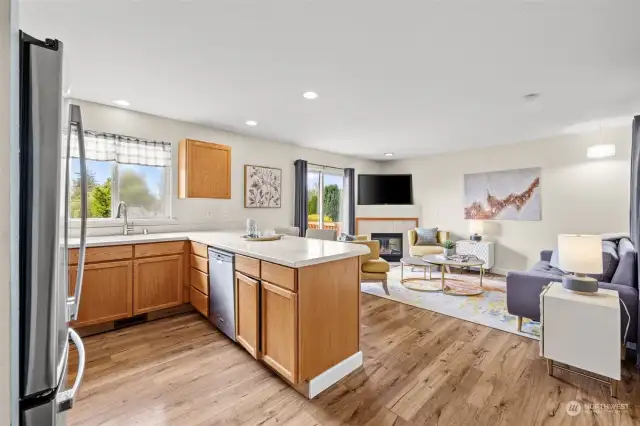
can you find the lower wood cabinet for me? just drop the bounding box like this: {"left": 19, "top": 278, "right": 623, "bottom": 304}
{"left": 69, "top": 260, "right": 133, "bottom": 327}
{"left": 235, "top": 272, "right": 260, "bottom": 358}
{"left": 261, "top": 281, "right": 298, "bottom": 384}
{"left": 133, "top": 254, "right": 184, "bottom": 315}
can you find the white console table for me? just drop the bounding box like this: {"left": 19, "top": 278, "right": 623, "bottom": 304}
{"left": 455, "top": 240, "right": 495, "bottom": 271}
{"left": 540, "top": 282, "right": 620, "bottom": 397}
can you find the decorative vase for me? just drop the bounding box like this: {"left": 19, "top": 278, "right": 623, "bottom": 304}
{"left": 443, "top": 247, "right": 455, "bottom": 257}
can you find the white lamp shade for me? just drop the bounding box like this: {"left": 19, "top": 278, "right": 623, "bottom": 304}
{"left": 557, "top": 234, "right": 603, "bottom": 274}
{"left": 469, "top": 220, "right": 484, "bottom": 234}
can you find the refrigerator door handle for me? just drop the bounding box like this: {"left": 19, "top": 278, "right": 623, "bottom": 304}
{"left": 67, "top": 104, "right": 87, "bottom": 321}
{"left": 57, "top": 328, "right": 85, "bottom": 412}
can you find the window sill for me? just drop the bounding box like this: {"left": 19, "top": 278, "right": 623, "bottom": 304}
{"left": 69, "top": 218, "right": 179, "bottom": 228}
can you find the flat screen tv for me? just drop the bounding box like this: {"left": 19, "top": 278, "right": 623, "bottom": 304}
{"left": 358, "top": 174, "right": 413, "bottom": 205}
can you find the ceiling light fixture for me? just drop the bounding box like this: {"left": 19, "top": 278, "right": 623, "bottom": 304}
{"left": 523, "top": 93, "right": 540, "bottom": 102}
{"left": 587, "top": 144, "right": 616, "bottom": 159}
{"left": 112, "top": 99, "right": 130, "bottom": 107}
{"left": 303, "top": 91, "right": 318, "bottom": 99}
{"left": 245, "top": 120, "right": 258, "bottom": 127}
{"left": 384, "top": 153, "right": 394, "bottom": 157}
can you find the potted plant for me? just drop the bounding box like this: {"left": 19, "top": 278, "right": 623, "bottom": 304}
{"left": 442, "top": 240, "right": 456, "bottom": 257}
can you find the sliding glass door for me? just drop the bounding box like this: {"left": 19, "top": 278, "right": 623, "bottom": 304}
{"left": 307, "top": 168, "right": 344, "bottom": 234}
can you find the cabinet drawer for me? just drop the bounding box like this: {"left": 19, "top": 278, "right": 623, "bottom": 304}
{"left": 190, "top": 286, "right": 208, "bottom": 317}
{"left": 135, "top": 241, "right": 185, "bottom": 258}
{"left": 236, "top": 255, "right": 260, "bottom": 278}
{"left": 190, "top": 267, "right": 209, "bottom": 295}
{"left": 190, "top": 254, "right": 209, "bottom": 274}
{"left": 261, "top": 261, "right": 296, "bottom": 292}
{"left": 191, "top": 242, "right": 208, "bottom": 258}
{"left": 69, "top": 245, "right": 132, "bottom": 265}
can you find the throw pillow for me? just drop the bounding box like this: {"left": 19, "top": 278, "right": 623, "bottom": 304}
{"left": 548, "top": 249, "right": 566, "bottom": 273}
{"left": 588, "top": 241, "right": 619, "bottom": 282}
{"left": 338, "top": 233, "right": 357, "bottom": 242}
{"left": 415, "top": 227, "right": 438, "bottom": 246}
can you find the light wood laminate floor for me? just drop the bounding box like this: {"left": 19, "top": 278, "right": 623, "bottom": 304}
{"left": 68, "top": 294, "right": 640, "bottom": 425}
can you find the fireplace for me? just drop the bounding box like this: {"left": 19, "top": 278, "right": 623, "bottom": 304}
{"left": 371, "top": 233, "right": 403, "bottom": 262}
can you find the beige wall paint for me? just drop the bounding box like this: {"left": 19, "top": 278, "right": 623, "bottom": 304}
{"left": 381, "top": 127, "right": 631, "bottom": 273}
{"left": 68, "top": 99, "right": 380, "bottom": 234}
{"left": 1, "top": 0, "right": 18, "bottom": 423}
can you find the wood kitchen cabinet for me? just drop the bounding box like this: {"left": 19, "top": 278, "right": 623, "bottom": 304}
{"left": 133, "top": 254, "right": 184, "bottom": 314}
{"left": 69, "top": 260, "right": 133, "bottom": 327}
{"left": 261, "top": 281, "right": 298, "bottom": 384}
{"left": 178, "top": 139, "right": 231, "bottom": 199}
{"left": 235, "top": 272, "right": 260, "bottom": 358}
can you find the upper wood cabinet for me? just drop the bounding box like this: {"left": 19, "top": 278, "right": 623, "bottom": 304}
{"left": 178, "top": 139, "right": 231, "bottom": 199}
{"left": 133, "top": 254, "right": 184, "bottom": 315}
{"left": 69, "top": 260, "right": 133, "bottom": 327}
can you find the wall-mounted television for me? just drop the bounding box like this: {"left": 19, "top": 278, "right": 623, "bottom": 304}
{"left": 358, "top": 174, "right": 413, "bottom": 205}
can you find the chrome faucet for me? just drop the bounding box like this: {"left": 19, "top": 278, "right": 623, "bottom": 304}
{"left": 115, "top": 201, "right": 134, "bottom": 235}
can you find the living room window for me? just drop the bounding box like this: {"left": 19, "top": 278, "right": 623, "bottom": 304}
{"left": 68, "top": 129, "right": 172, "bottom": 219}
{"left": 307, "top": 167, "right": 345, "bottom": 234}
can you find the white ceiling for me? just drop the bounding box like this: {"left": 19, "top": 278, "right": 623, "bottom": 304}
{"left": 20, "top": 0, "right": 640, "bottom": 159}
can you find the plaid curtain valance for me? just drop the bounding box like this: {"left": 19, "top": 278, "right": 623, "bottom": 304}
{"left": 67, "top": 128, "right": 172, "bottom": 167}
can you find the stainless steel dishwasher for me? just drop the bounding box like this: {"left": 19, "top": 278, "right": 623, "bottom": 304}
{"left": 208, "top": 247, "right": 236, "bottom": 341}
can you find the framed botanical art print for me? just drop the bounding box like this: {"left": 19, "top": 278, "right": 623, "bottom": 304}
{"left": 244, "top": 165, "right": 282, "bottom": 208}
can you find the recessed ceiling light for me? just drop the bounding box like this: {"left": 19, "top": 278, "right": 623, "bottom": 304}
{"left": 112, "top": 99, "right": 130, "bottom": 107}
{"left": 587, "top": 144, "right": 616, "bottom": 159}
{"left": 523, "top": 93, "right": 540, "bottom": 102}
{"left": 303, "top": 91, "right": 318, "bottom": 99}
{"left": 384, "top": 153, "right": 394, "bottom": 157}
{"left": 245, "top": 120, "right": 258, "bottom": 127}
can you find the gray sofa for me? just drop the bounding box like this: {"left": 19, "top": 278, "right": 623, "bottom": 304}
{"left": 506, "top": 236, "right": 638, "bottom": 353}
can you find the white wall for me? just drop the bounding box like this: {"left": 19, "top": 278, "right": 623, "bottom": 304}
{"left": 380, "top": 127, "right": 631, "bottom": 273}
{"left": 68, "top": 99, "right": 380, "bottom": 234}
{"left": 1, "top": 0, "right": 18, "bottom": 423}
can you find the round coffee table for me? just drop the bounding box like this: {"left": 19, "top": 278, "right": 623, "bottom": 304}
{"left": 400, "top": 256, "right": 441, "bottom": 292}
{"left": 422, "top": 255, "right": 485, "bottom": 296}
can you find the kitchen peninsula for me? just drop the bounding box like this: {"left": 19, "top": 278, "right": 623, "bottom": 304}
{"left": 68, "top": 231, "right": 369, "bottom": 398}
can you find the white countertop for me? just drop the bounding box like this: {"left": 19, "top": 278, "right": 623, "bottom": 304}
{"left": 68, "top": 231, "right": 369, "bottom": 268}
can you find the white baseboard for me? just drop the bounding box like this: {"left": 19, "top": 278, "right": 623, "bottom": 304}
{"left": 490, "top": 267, "right": 510, "bottom": 276}
{"left": 307, "top": 351, "right": 363, "bottom": 398}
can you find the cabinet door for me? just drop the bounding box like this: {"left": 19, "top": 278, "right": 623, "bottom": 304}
{"left": 133, "top": 255, "right": 183, "bottom": 314}
{"left": 235, "top": 272, "right": 260, "bottom": 358}
{"left": 68, "top": 260, "right": 133, "bottom": 327}
{"left": 181, "top": 139, "right": 231, "bottom": 199}
{"left": 261, "top": 281, "right": 298, "bottom": 384}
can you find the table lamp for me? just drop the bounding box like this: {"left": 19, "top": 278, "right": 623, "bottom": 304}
{"left": 557, "top": 234, "right": 603, "bottom": 293}
{"left": 469, "top": 220, "right": 484, "bottom": 242}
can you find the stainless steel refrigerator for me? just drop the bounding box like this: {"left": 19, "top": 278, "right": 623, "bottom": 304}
{"left": 18, "top": 32, "right": 88, "bottom": 425}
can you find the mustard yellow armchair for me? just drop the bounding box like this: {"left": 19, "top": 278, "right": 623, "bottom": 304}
{"left": 348, "top": 237, "right": 390, "bottom": 294}
{"left": 407, "top": 229, "right": 450, "bottom": 257}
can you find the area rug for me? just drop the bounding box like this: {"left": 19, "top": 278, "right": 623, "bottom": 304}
{"left": 361, "top": 265, "right": 540, "bottom": 339}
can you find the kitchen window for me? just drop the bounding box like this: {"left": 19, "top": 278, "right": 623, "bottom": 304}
{"left": 68, "top": 129, "right": 172, "bottom": 219}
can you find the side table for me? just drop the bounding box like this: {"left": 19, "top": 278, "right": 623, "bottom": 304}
{"left": 540, "top": 282, "right": 621, "bottom": 397}
{"left": 455, "top": 240, "right": 494, "bottom": 272}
